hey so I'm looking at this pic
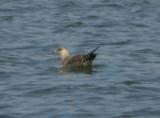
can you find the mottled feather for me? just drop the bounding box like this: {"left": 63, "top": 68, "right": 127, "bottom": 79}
{"left": 56, "top": 46, "right": 99, "bottom": 67}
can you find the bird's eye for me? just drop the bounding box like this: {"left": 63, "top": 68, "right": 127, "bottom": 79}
{"left": 57, "top": 48, "right": 62, "bottom": 51}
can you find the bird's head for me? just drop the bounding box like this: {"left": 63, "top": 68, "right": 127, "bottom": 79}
{"left": 56, "top": 48, "right": 71, "bottom": 64}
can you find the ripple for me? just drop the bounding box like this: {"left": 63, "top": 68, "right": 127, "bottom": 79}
{"left": 129, "top": 22, "right": 149, "bottom": 28}
{"left": 106, "top": 3, "right": 125, "bottom": 9}
{"left": 99, "top": 40, "right": 133, "bottom": 46}
{"left": 26, "top": 87, "right": 58, "bottom": 97}
{"left": 0, "top": 115, "right": 17, "bottom": 118}
{"left": 0, "top": 0, "right": 160, "bottom": 117}
{"left": 0, "top": 15, "right": 14, "bottom": 22}
{"left": 123, "top": 80, "right": 140, "bottom": 86}
{"left": 64, "top": 21, "right": 86, "bottom": 28}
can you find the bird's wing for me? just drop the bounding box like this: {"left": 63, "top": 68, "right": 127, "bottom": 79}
{"left": 65, "top": 46, "right": 99, "bottom": 66}
{"left": 66, "top": 54, "right": 90, "bottom": 65}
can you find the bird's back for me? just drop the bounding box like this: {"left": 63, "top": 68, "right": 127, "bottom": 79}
{"left": 65, "top": 46, "right": 99, "bottom": 67}
{"left": 65, "top": 53, "right": 96, "bottom": 67}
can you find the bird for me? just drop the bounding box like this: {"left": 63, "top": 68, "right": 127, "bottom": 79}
{"left": 56, "top": 46, "right": 99, "bottom": 68}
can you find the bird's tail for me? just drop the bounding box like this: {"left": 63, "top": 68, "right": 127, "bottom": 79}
{"left": 88, "top": 46, "right": 99, "bottom": 54}
{"left": 88, "top": 46, "right": 99, "bottom": 60}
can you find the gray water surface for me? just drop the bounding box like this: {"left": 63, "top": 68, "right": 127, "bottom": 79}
{"left": 0, "top": 0, "right": 160, "bottom": 118}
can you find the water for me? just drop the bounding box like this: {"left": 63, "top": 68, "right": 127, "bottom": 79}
{"left": 0, "top": 0, "right": 160, "bottom": 118}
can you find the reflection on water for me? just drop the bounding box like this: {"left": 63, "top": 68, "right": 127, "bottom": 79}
{"left": 58, "top": 66, "right": 93, "bottom": 74}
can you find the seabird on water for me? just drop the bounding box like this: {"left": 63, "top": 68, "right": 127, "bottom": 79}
{"left": 56, "top": 46, "right": 99, "bottom": 68}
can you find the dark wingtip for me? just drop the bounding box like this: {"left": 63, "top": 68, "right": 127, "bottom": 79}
{"left": 89, "top": 46, "right": 99, "bottom": 54}
{"left": 89, "top": 53, "right": 96, "bottom": 60}
{"left": 88, "top": 46, "right": 99, "bottom": 60}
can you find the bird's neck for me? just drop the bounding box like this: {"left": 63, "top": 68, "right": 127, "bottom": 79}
{"left": 60, "top": 52, "right": 71, "bottom": 65}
